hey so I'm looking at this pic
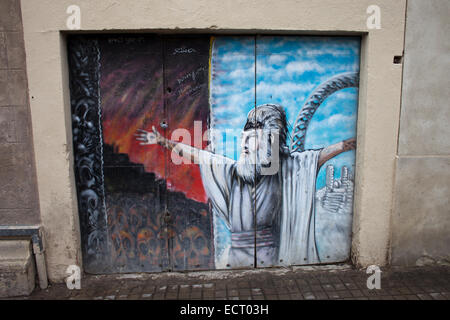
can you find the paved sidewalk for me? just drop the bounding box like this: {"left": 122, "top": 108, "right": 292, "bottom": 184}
{"left": 8, "top": 264, "right": 450, "bottom": 300}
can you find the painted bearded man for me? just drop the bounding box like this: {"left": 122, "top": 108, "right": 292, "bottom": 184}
{"left": 136, "top": 104, "right": 356, "bottom": 268}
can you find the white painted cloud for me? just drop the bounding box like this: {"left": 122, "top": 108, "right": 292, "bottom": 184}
{"left": 219, "top": 53, "right": 254, "bottom": 63}
{"left": 268, "top": 54, "right": 287, "bottom": 65}
{"left": 285, "top": 61, "right": 325, "bottom": 75}
{"left": 302, "top": 48, "right": 352, "bottom": 57}
{"left": 257, "top": 80, "right": 316, "bottom": 97}
{"left": 227, "top": 66, "right": 254, "bottom": 80}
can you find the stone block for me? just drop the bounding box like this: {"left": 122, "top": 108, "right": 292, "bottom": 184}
{"left": 0, "top": 70, "right": 7, "bottom": 105}
{"left": 0, "top": 69, "right": 27, "bottom": 106}
{"left": 391, "top": 156, "right": 450, "bottom": 266}
{"left": 5, "top": 31, "right": 25, "bottom": 69}
{"left": 0, "top": 209, "right": 39, "bottom": 226}
{"left": 0, "top": 106, "right": 30, "bottom": 143}
{"left": 0, "top": 106, "right": 16, "bottom": 142}
{"left": 0, "top": 32, "right": 7, "bottom": 68}
{"left": 0, "top": 0, "right": 23, "bottom": 31}
{"left": 0, "top": 240, "right": 36, "bottom": 297}
{"left": 0, "top": 143, "right": 36, "bottom": 209}
{"left": 6, "top": 70, "right": 27, "bottom": 105}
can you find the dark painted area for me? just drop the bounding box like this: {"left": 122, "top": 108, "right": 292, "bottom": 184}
{"left": 68, "top": 35, "right": 214, "bottom": 273}
{"left": 67, "top": 37, "right": 109, "bottom": 273}
{"left": 103, "top": 144, "right": 214, "bottom": 272}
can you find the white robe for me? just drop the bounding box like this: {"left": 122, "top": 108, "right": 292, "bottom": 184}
{"left": 198, "top": 149, "right": 321, "bottom": 267}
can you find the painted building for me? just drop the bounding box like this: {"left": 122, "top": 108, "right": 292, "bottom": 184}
{"left": 0, "top": 0, "right": 448, "bottom": 297}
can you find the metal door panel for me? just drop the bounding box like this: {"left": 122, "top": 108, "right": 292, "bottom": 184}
{"left": 254, "top": 36, "right": 360, "bottom": 267}
{"left": 163, "top": 36, "right": 215, "bottom": 271}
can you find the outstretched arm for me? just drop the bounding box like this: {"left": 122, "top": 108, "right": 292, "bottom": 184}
{"left": 318, "top": 138, "right": 356, "bottom": 169}
{"left": 135, "top": 126, "right": 204, "bottom": 164}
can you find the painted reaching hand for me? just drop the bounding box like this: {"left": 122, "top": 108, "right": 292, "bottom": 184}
{"left": 135, "top": 126, "right": 164, "bottom": 145}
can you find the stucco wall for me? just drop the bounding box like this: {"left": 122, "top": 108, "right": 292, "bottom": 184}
{"left": 19, "top": 0, "right": 407, "bottom": 282}
{"left": 0, "top": 0, "right": 40, "bottom": 226}
{"left": 391, "top": 0, "right": 450, "bottom": 266}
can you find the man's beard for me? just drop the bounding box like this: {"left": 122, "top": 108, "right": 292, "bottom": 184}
{"left": 235, "top": 146, "right": 271, "bottom": 184}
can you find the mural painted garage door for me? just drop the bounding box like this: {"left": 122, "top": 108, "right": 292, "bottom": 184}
{"left": 68, "top": 35, "right": 360, "bottom": 274}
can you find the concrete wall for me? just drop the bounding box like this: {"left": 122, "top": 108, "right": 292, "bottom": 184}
{"left": 0, "top": 0, "right": 40, "bottom": 226}
{"left": 391, "top": 0, "right": 450, "bottom": 266}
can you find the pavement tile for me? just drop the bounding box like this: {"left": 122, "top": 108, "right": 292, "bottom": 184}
{"left": 153, "top": 293, "right": 165, "bottom": 300}
{"left": 429, "top": 292, "right": 445, "bottom": 300}
{"left": 303, "top": 292, "right": 316, "bottom": 300}
{"left": 215, "top": 290, "right": 227, "bottom": 298}
{"left": 289, "top": 293, "right": 303, "bottom": 300}
{"left": 251, "top": 288, "right": 262, "bottom": 295}
{"left": 239, "top": 289, "right": 251, "bottom": 296}
{"left": 298, "top": 285, "right": 312, "bottom": 293}
{"left": 318, "top": 276, "right": 331, "bottom": 284}
{"left": 314, "top": 292, "right": 329, "bottom": 300}
{"left": 306, "top": 277, "right": 320, "bottom": 285}
{"left": 350, "top": 289, "right": 364, "bottom": 297}
{"left": 296, "top": 279, "right": 308, "bottom": 286}
{"left": 166, "top": 292, "right": 178, "bottom": 299}
{"left": 273, "top": 280, "right": 285, "bottom": 288}
{"left": 263, "top": 288, "right": 277, "bottom": 295}
{"left": 398, "top": 287, "right": 412, "bottom": 294}
{"left": 336, "top": 290, "right": 352, "bottom": 298}
{"left": 326, "top": 291, "right": 341, "bottom": 299}
{"left": 322, "top": 284, "right": 335, "bottom": 291}
{"left": 310, "top": 284, "right": 323, "bottom": 291}
{"left": 276, "top": 287, "right": 289, "bottom": 295}
{"left": 228, "top": 289, "right": 239, "bottom": 296}
{"left": 188, "top": 292, "right": 201, "bottom": 299}
{"left": 227, "top": 283, "right": 238, "bottom": 290}
{"left": 407, "top": 286, "right": 425, "bottom": 294}
{"left": 334, "top": 283, "right": 346, "bottom": 290}
{"left": 215, "top": 283, "right": 227, "bottom": 291}
{"left": 179, "top": 292, "right": 190, "bottom": 299}
{"left": 417, "top": 293, "right": 433, "bottom": 300}
{"left": 237, "top": 281, "right": 250, "bottom": 289}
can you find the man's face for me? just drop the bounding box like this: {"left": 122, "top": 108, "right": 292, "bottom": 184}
{"left": 236, "top": 129, "right": 272, "bottom": 183}
{"left": 241, "top": 130, "right": 260, "bottom": 158}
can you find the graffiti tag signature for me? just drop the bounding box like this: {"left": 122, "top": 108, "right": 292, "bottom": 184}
{"left": 173, "top": 47, "right": 197, "bottom": 55}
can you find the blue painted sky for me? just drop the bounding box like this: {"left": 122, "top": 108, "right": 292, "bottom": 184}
{"left": 209, "top": 36, "right": 360, "bottom": 189}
